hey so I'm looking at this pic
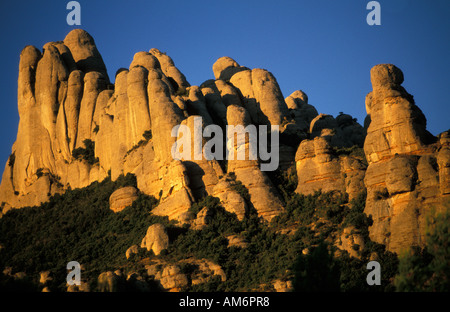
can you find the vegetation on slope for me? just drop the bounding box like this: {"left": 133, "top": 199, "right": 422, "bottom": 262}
{"left": 0, "top": 174, "right": 170, "bottom": 291}
{"left": 0, "top": 170, "right": 448, "bottom": 292}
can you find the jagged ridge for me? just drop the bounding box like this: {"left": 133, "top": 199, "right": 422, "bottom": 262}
{"left": 0, "top": 29, "right": 449, "bottom": 254}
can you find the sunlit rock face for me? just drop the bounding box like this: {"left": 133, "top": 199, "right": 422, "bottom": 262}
{"left": 362, "top": 64, "right": 448, "bottom": 253}
{"left": 0, "top": 31, "right": 448, "bottom": 255}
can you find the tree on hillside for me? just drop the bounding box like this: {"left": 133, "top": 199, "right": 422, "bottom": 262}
{"left": 394, "top": 208, "right": 450, "bottom": 292}
{"left": 292, "top": 241, "right": 340, "bottom": 292}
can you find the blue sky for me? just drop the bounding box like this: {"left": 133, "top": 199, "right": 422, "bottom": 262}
{"left": 0, "top": 0, "right": 449, "bottom": 167}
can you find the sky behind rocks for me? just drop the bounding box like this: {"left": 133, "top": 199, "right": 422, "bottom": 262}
{"left": 0, "top": 0, "right": 449, "bottom": 167}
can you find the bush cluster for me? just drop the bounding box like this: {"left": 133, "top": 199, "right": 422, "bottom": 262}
{"left": 0, "top": 173, "right": 167, "bottom": 291}
{"left": 72, "top": 139, "right": 99, "bottom": 165}
{"left": 1, "top": 167, "right": 447, "bottom": 292}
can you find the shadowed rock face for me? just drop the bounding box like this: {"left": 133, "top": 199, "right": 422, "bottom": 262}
{"left": 212, "top": 56, "right": 249, "bottom": 81}
{"left": 63, "top": 29, "right": 109, "bottom": 81}
{"left": 0, "top": 31, "right": 448, "bottom": 254}
{"left": 229, "top": 67, "right": 290, "bottom": 126}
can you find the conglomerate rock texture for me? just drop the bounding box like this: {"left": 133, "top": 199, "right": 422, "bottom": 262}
{"left": 0, "top": 30, "right": 448, "bottom": 253}
{"left": 362, "top": 64, "right": 449, "bottom": 253}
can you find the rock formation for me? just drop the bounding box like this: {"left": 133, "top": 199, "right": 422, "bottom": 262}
{"left": 146, "top": 258, "right": 226, "bottom": 291}
{"left": 0, "top": 30, "right": 448, "bottom": 256}
{"left": 141, "top": 223, "right": 170, "bottom": 256}
{"left": 363, "top": 64, "right": 448, "bottom": 253}
{"left": 294, "top": 135, "right": 367, "bottom": 200}
{"left": 285, "top": 90, "right": 318, "bottom": 132}
{"left": 109, "top": 186, "right": 139, "bottom": 213}
{"left": 0, "top": 30, "right": 111, "bottom": 211}
{"left": 293, "top": 96, "right": 367, "bottom": 201}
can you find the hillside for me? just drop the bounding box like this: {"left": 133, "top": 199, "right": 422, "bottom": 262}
{"left": 0, "top": 29, "right": 448, "bottom": 292}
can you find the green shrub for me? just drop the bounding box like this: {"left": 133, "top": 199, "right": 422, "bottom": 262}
{"left": 293, "top": 241, "right": 340, "bottom": 292}
{"left": 126, "top": 130, "right": 153, "bottom": 156}
{"left": 142, "top": 130, "right": 152, "bottom": 141}
{"left": 231, "top": 180, "right": 250, "bottom": 203}
{"left": 36, "top": 168, "right": 44, "bottom": 178}
{"left": 0, "top": 173, "right": 165, "bottom": 291}
{"left": 333, "top": 145, "right": 367, "bottom": 165}
{"left": 175, "top": 87, "right": 189, "bottom": 97}
{"left": 343, "top": 190, "right": 372, "bottom": 234}
{"left": 72, "top": 139, "right": 99, "bottom": 165}
{"left": 394, "top": 209, "right": 450, "bottom": 292}
{"left": 8, "top": 152, "right": 15, "bottom": 167}
{"left": 266, "top": 165, "right": 298, "bottom": 203}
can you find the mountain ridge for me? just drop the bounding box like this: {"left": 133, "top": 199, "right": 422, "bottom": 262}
{"left": 0, "top": 29, "right": 448, "bottom": 258}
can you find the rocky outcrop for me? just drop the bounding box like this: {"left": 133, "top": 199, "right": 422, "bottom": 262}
{"left": 293, "top": 95, "right": 367, "bottom": 200}
{"left": 140, "top": 223, "right": 170, "bottom": 256}
{"left": 336, "top": 226, "right": 365, "bottom": 259}
{"left": 0, "top": 29, "right": 291, "bottom": 224}
{"left": 212, "top": 175, "right": 247, "bottom": 221}
{"left": 294, "top": 135, "right": 367, "bottom": 200}
{"left": 273, "top": 279, "right": 293, "bottom": 292}
{"left": 229, "top": 67, "right": 290, "bottom": 126}
{"left": 97, "top": 271, "right": 122, "bottom": 292}
{"left": 150, "top": 48, "right": 190, "bottom": 91}
{"left": 226, "top": 104, "right": 284, "bottom": 221}
{"left": 1, "top": 30, "right": 448, "bottom": 257}
{"left": 226, "top": 234, "right": 248, "bottom": 248}
{"left": 158, "top": 265, "right": 189, "bottom": 291}
{"left": 437, "top": 132, "right": 450, "bottom": 196}
{"left": 364, "top": 64, "right": 435, "bottom": 162}
{"left": 285, "top": 90, "right": 318, "bottom": 132}
{"left": 109, "top": 186, "right": 139, "bottom": 213}
{"left": 212, "top": 56, "right": 249, "bottom": 81}
{"left": 309, "top": 113, "right": 365, "bottom": 148}
{"left": 146, "top": 258, "right": 226, "bottom": 291}
{"left": 63, "top": 29, "right": 109, "bottom": 80}
{"left": 192, "top": 206, "right": 214, "bottom": 230}
{"left": 363, "top": 64, "right": 448, "bottom": 253}
{"left": 125, "top": 245, "right": 139, "bottom": 259}
{"left": 290, "top": 89, "right": 367, "bottom": 200}
{"left": 0, "top": 30, "right": 111, "bottom": 212}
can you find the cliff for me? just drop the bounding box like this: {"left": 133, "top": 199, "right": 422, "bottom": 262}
{"left": 0, "top": 29, "right": 448, "bottom": 255}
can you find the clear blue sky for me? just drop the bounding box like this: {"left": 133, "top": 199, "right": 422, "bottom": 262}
{"left": 0, "top": 0, "right": 449, "bottom": 167}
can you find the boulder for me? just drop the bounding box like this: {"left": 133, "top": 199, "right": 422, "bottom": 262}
{"left": 193, "top": 207, "right": 213, "bottom": 230}
{"left": 39, "top": 271, "right": 52, "bottom": 285}
{"left": 146, "top": 258, "right": 226, "bottom": 291}
{"left": 337, "top": 226, "right": 365, "bottom": 259}
{"left": 212, "top": 56, "right": 248, "bottom": 81}
{"left": 109, "top": 186, "right": 139, "bottom": 213}
{"left": 97, "top": 271, "right": 123, "bottom": 292}
{"left": 125, "top": 245, "right": 139, "bottom": 259}
{"left": 273, "top": 279, "right": 293, "bottom": 292}
{"left": 140, "top": 223, "right": 169, "bottom": 256}
{"left": 63, "top": 29, "right": 109, "bottom": 80}
{"left": 285, "top": 90, "right": 318, "bottom": 131}
{"left": 159, "top": 265, "right": 189, "bottom": 290}
{"left": 212, "top": 177, "right": 247, "bottom": 220}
